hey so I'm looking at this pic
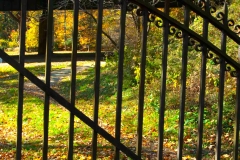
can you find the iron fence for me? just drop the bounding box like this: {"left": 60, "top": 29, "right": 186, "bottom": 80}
{"left": 0, "top": 0, "right": 240, "bottom": 159}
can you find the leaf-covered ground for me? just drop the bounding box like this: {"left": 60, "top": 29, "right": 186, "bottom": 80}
{"left": 0, "top": 62, "right": 237, "bottom": 159}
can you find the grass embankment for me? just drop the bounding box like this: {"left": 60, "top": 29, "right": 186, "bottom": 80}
{"left": 0, "top": 62, "right": 236, "bottom": 159}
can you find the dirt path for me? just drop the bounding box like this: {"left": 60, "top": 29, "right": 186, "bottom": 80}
{"left": 1, "top": 61, "right": 105, "bottom": 97}
{"left": 22, "top": 62, "right": 98, "bottom": 97}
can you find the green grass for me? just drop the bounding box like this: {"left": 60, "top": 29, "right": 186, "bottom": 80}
{"left": 0, "top": 62, "right": 236, "bottom": 159}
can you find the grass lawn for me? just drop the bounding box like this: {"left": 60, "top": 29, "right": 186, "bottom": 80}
{"left": 0, "top": 61, "right": 236, "bottom": 159}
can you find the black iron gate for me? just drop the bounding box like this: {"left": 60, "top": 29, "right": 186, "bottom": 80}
{"left": 1, "top": 0, "right": 240, "bottom": 159}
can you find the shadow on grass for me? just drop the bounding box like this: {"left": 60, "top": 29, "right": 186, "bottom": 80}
{"left": 1, "top": 135, "right": 161, "bottom": 159}
{"left": 56, "top": 67, "right": 125, "bottom": 102}
{"left": 0, "top": 63, "right": 136, "bottom": 104}
{"left": 0, "top": 135, "right": 116, "bottom": 158}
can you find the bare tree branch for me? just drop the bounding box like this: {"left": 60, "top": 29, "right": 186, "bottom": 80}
{"left": 6, "top": 11, "right": 20, "bottom": 24}
{"left": 83, "top": 10, "right": 118, "bottom": 48}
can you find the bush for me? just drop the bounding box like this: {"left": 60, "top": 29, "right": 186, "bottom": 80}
{"left": 0, "top": 39, "right": 8, "bottom": 50}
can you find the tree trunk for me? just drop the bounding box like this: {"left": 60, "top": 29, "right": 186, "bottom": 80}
{"left": 38, "top": 11, "right": 47, "bottom": 55}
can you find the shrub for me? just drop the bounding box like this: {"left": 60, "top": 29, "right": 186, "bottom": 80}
{"left": 0, "top": 39, "right": 8, "bottom": 50}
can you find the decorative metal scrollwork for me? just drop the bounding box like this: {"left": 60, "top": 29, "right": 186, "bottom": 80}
{"left": 216, "top": 12, "right": 224, "bottom": 21}
{"left": 204, "top": 50, "right": 238, "bottom": 77}
{"left": 175, "top": 30, "right": 183, "bottom": 38}
{"left": 210, "top": 6, "right": 217, "bottom": 15}
{"left": 197, "top": 0, "right": 206, "bottom": 9}
{"left": 191, "top": 0, "right": 203, "bottom": 8}
{"left": 134, "top": 9, "right": 183, "bottom": 40}
{"left": 227, "top": 19, "right": 235, "bottom": 27}
{"left": 155, "top": 19, "right": 163, "bottom": 28}
{"left": 188, "top": 37, "right": 196, "bottom": 46}
{"left": 225, "top": 63, "right": 238, "bottom": 77}
{"left": 136, "top": 8, "right": 144, "bottom": 16}
{"left": 127, "top": 3, "right": 137, "bottom": 12}
{"left": 169, "top": 24, "right": 177, "bottom": 35}
{"left": 212, "top": 57, "right": 221, "bottom": 65}
{"left": 127, "top": 0, "right": 240, "bottom": 78}
{"left": 206, "top": 50, "right": 219, "bottom": 64}
{"left": 194, "top": 44, "right": 203, "bottom": 52}
{"left": 168, "top": 24, "right": 183, "bottom": 39}
{"left": 209, "top": 3, "right": 240, "bottom": 35}
{"left": 206, "top": 50, "right": 214, "bottom": 59}
{"left": 225, "top": 20, "right": 240, "bottom": 35}
{"left": 230, "top": 70, "right": 238, "bottom": 77}
{"left": 191, "top": 0, "right": 240, "bottom": 37}
{"left": 225, "top": 64, "right": 232, "bottom": 71}
{"left": 208, "top": 55, "right": 221, "bottom": 66}
{"left": 148, "top": 14, "right": 156, "bottom": 22}
{"left": 234, "top": 25, "right": 240, "bottom": 35}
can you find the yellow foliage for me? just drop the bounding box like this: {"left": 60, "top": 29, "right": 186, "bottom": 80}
{"left": 7, "top": 10, "right": 120, "bottom": 51}
{"left": 54, "top": 10, "right": 73, "bottom": 49}
{"left": 26, "top": 11, "right": 40, "bottom": 49}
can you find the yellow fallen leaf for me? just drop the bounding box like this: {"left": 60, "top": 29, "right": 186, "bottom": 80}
{"left": 222, "top": 154, "right": 230, "bottom": 158}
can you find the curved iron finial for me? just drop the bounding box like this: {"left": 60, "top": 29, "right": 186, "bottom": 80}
{"left": 188, "top": 36, "right": 196, "bottom": 46}
{"left": 148, "top": 14, "right": 156, "bottom": 22}
{"left": 175, "top": 30, "right": 183, "bottom": 38}
{"left": 169, "top": 24, "right": 177, "bottom": 35}
{"left": 230, "top": 70, "right": 238, "bottom": 77}
{"left": 207, "top": 50, "right": 214, "bottom": 59}
{"left": 136, "top": 8, "right": 145, "bottom": 16}
{"left": 216, "top": 12, "right": 224, "bottom": 21}
{"left": 195, "top": 44, "right": 203, "bottom": 52}
{"left": 127, "top": 3, "right": 137, "bottom": 11}
{"left": 228, "top": 19, "right": 235, "bottom": 27}
{"left": 234, "top": 25, "right": 240, "bottom": 35}
{"left": 155, "top": 19, "right": 164, "bottom": 27}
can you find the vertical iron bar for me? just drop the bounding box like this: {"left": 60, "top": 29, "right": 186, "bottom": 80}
{"left": 92, "top": 0, "right": 103, "bottom": 159}
{"left": 43, "top": 0, "right": 53, "bottom": 159}
{"left": 234, "top": 31, "right": 240, "bottom": 160}
{"left": 114, "top": 0, "right": 127, "bottom": 159}
{"left": 234, "top": 73, "right": 240, "bottom": 160}
{"left": 64, "top": 10, "right": 67, "bottom": 50}
{"left": 136, "top": 8, "right": 148, "bottom": 158}
{"left": 177, "top": 4, "right": 190, "bottom": 159}
{"left": 196, "top": 0, "right": 209, "bottom": 159}
{"left": 16, "top": 0, "right": 27, "bottom": 159}
{"left": 68, "top": 0, "right": 79, "bottom": 159}
{"left": 215, "top": 3, "right": 227, "bottom": 160}
{"left": 158, "top": 1, "right": 170, "bottom": 159}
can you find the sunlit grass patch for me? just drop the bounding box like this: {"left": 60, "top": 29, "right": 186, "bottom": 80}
{"left": 0, "top": 61, "right": 237, "bottom": 159}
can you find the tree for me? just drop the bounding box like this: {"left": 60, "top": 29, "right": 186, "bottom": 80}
{"left": 0, "top": 12, "right": 19, "bottom": 50}
{"left": 38, "top": 10, "right": 47, "bottom": 55}
{"left": 0, "top": 12, "right": 18, "bottom": 39}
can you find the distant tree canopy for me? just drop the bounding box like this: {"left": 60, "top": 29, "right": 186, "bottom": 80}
{"left": 0, "top": 0, "right": 238, "bottom": 53}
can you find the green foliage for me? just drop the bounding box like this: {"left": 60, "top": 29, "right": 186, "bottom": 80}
{"left": 0, "top": 12, "right": 18, "bottom": 39}
{"left": 106, "top": 46, "right": 139, "bottom": 88}
{"left": 8, "top": 30, "right": 19, "bottom": 48}
{"left": 1, "top": 1, "right": 240, "bottom": 158}
{"left": 104, "top": 7, "right": 239, "bottom": 157}
{"left": 0, "top": 39, "right": 8, "bottom": 49}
